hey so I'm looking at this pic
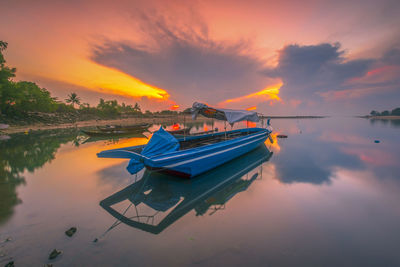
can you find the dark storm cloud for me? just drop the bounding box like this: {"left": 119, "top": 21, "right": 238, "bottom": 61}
{"left": 91, "top": 14, "right": 269, "bottom": 105}
{"left": 262, "top": 43, "right": 374, "bottom": 99}
{"left": 382, "top": 46, "right": 400, "bottom": 65}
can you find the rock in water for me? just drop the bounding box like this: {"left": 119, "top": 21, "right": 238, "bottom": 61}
{"left": 374, "top": 140, "right": 380, "bottom": 143}
{"left": 5, "top": 261, "right": 14, "bottom": 267}
{"left": 48, "top": 249, "right": 62, "bottom": 260}
{"left": 277, "top": 134, "right": 288, "bottom": 138}
{"left": 65, "top": 227, "right": 77, "bottom": 237}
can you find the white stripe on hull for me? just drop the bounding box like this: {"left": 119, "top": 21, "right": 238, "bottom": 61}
{"left": 157, "top": 134, "right": 268, "bottom": 169}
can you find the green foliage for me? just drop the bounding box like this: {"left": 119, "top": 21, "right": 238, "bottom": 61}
{"left": 154, "top": 110, "right": 178, "bottom": 115}
{"left": 97, "top": 98, "right": 120, "bottom": 117}
{"left": 0, "top": 41, "right": 56, "bottom": 116}
{"left": 391, "top": 108, "right": 400, "bottom": 116}
{"left": 65, "top": 92, "right": 81, "bottom": 108}
{"left": 56, "top": 102, "right": 75, "bottom": 113}
{"left": 0, "top": 41, "right": 16, "bottom": 82}
{"left": 370, "top": 108, "right": 400, "bottom": 116}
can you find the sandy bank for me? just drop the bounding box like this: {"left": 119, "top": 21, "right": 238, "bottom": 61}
{"left": 1, "top": 115, "right": 211, "bottom": 134}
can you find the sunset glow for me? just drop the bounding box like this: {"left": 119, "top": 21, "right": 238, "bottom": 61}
{"left": 222, "top": 82, "right": 282, "bottom": 105}
{"left": 170, "top": 104, "right": 180, "bottom": 110}
{"left": 1, "top": 0, "right": 400, "bottom": 114}
{"left": 46, "top": 59, "right": 170, "bottom": 100}
{"left": 246, "top": 106, "right": 257, "bottom": 111}
{"left": 265, "top": 132, "right": 281, "bottom": 152}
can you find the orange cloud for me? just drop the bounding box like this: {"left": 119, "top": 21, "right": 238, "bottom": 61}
{"left": 221, "top": 82, "right": 282, "bottom": 105}
{"left": 246, "top": 106, "right": 257, "bottom": 111}
{"left": 42, "top": 59, "right": 170, "bottom": 100}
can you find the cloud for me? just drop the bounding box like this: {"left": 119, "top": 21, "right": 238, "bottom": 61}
{"left": 259, "top": 42, "right": 400, "bottom": 114}
{"left": 263, "top": 43, "right": 374, "bottom": 99}
{"left": 382, "top": 46, "right": 400, "bottom": 65}
{"left": 91, "top": 13, "right": 272, "bottom": 106}
{"left": 219, "top": 82, "right": 282, "bottom": 107}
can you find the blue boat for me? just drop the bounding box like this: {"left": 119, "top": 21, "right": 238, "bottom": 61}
{"left": 97, "top": 103, "right": 273, "bottom": 178}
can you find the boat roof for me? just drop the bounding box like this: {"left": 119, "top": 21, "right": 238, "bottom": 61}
{"left": 191, "top": 102, "right": 260, "bottom": 124}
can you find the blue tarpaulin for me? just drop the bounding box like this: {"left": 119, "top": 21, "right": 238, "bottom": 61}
{"left": 127, "top": 127, "right": 180, "bottom": 174}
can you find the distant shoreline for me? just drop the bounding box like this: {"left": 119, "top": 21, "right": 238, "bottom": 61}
{"left": 359, "top": 115, "right": 400, "bottom": 120}
{"left": 261, "top": 115, "right": 327, "bottom": 119}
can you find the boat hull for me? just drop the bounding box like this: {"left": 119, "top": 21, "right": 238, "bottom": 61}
{"left": 144, "top": 128, "right": 270, "bottom": 178}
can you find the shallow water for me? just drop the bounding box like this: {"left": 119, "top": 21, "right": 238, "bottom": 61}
{"left": 1, "top": 118, "right": 400, "bottom": 266}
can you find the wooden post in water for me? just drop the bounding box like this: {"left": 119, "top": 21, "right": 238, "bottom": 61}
{"left": 224, "top": 120, "right": 227, "bottom": 140}
{"left": 183, "top": 112, "right": 186, "bottom": 141}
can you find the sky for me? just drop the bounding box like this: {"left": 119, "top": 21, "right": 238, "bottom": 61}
{"left": 1, "top": 0, "right": 400, "bottom": 115}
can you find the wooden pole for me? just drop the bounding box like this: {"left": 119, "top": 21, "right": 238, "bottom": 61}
{"left": 224, "top": 120, "right": 227, "bottom": 140}
{"left": 183, "top": 112, "right": 186, "bottom": 141}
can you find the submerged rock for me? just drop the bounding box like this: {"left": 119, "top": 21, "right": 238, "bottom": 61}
{"left": 65, "top": 227, "right": 77, "bottom": 237}
{"left": 48, "top": 249, "right": 62, "bottom": 260}
{"left": 5, "top": 261, "right": 14, "bottom": 267}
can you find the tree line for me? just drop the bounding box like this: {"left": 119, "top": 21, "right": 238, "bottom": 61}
{"left": 0, "top": 41, "right": 179, "bottom": 121}
{"left": 370, "top": 108, "right": 400, "bottom": 117}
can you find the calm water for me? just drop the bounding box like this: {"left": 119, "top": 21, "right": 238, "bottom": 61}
{"left": 1, "top": 118, "right": 400, "bottom": 266}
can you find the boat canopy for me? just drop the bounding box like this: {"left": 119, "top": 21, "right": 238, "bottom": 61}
{"left": 191, "top": 102, "right": 260, "bottom": 124}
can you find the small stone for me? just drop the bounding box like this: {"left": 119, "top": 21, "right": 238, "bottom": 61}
{"left": 48, "top": 249, "right": 62, "bottom": 260}
{"left": 65, "top": 227, "right": 77, "bottom": 237}
{"left": 44, "top": 264, "right": 53, "bottom": 267}
{"left": 93, "top": 238, "right": 98, "bottom": 243}
{"left": 5, "top": 237, "right": 11, "bottom": 242}
{"left": 5, "top": 261, "right": 14, "bottom": 267}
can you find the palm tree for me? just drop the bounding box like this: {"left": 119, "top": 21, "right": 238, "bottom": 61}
{"left": 134, "top": 102, "right": 141, "bottom": 112}
{"left": 65, "top": 92, "right": 81, "bottom": 108}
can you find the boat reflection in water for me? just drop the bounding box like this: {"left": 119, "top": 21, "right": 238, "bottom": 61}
{"left": 100, "top": 144, "right": 273, "bottom": 235}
